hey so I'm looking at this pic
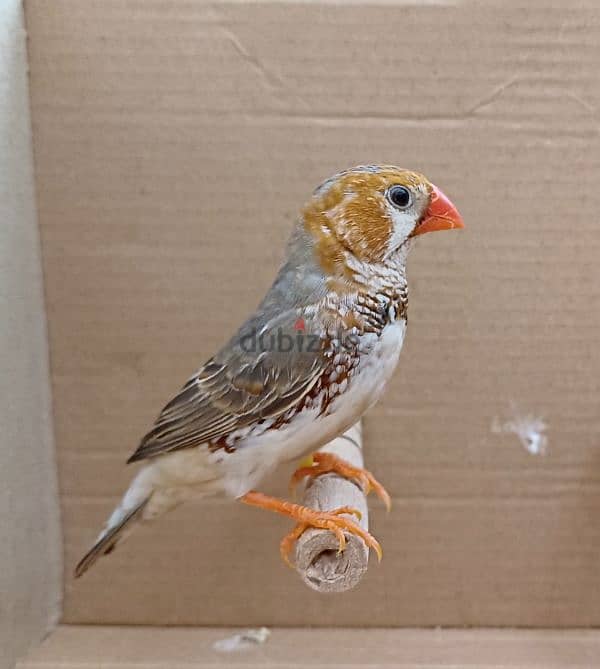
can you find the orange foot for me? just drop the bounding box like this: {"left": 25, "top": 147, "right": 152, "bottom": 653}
{"left": 240, "top": 490, "right": 382, "bottom": 567}
{"left": 289, "top": 452, "right": 392, "bottom": 512}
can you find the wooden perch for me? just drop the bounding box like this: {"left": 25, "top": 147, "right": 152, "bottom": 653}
{"left": 294, "top": 422, "right": 370, "bottom": 593}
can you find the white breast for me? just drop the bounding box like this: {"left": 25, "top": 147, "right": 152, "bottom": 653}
{"left": 220, "top": 319, "right": 407, "bottom": 497}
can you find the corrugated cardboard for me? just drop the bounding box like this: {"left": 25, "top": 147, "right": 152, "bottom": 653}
{"left": 23, "top": 0, "right": 600, "bottom": 628}
{"left": 16, "top": 627, "right": 600, "bottom": 669}
{"left": 0, "top": 2, "right": 61, "bottom": 669}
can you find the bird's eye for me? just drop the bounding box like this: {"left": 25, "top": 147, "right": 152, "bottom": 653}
{"left": 387, "top": 185, "right": 412, "bottom": 209}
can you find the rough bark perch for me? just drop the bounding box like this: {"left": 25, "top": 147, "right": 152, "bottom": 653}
{"left": 294, "top": 422, "right": 370, "bottom": 593}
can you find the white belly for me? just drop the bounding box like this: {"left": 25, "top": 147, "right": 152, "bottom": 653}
{"left": 141, "top": 321, "right": 407, "bottom": 505}
{"left": 220, "top": 319, "right": 407, "bottom": 497}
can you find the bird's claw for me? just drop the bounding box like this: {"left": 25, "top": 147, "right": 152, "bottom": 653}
{"left": 279, "top": 506, "right": 382, "bottom": 567}
{"left": 240, "top": 491, "right": 381, "bottom": 568}
{"left": 290, "top": 451, "right": 392, "bottom": 511}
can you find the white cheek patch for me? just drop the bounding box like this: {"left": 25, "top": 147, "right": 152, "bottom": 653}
{"left": 384, "top": 201, "right": 416, "bottom": 256}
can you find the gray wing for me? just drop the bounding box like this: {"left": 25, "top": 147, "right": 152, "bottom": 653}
{"left": 127, "top": 309, "right": 328, "bottom": 463}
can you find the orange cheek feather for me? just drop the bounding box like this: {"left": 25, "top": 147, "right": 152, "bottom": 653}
{"left": 303, "top": 172, "right": 397, "bottom": 272}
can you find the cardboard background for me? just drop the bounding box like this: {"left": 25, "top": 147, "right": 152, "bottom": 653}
{"left": 1, "top": 2, "right": 61, "bottom": 667}
{"left": 17, "top": 627, "right": 600, "bottom": 669}
{"left": 25, "top": 0, "right": 600, "bottom": 626}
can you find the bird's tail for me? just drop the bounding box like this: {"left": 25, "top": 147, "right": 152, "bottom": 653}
{"left": 74, "top": 496, "right": 150, "bottom": 578}
{"left": 74, "top": 469, "right": 156, "bottom": 578}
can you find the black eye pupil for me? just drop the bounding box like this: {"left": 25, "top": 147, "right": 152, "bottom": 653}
{"left": 389, "top": 186, "right": 411, "bottom": 208}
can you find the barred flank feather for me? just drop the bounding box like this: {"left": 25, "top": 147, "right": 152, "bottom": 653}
{"left": 74, "top": 496, "right": 150, "bottom": 578}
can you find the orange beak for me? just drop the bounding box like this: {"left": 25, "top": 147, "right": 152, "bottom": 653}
{"left": 411, "top": 184, "right": 464, "bottom": 237}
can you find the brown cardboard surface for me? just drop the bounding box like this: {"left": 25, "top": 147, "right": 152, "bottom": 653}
{"left": 16, "top": 626, "right": 600, "bottom": 669}
{"left": 24, "top": 0, "right": 600, "bottom": 626}
{"left": 0, "top": 2, "right": 62, "bottom": 668}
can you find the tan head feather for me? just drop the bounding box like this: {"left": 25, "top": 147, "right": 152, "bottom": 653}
{"left": 302, "top": 165, "right": 432, "bottom": 276}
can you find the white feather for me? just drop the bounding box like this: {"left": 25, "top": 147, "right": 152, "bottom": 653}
{"left": 119, "top": 319, "right": 407, "bottom": 512}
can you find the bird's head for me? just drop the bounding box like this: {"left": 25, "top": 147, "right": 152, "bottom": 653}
{"left": 302, "top": 165, "right": 464, "bottom": 279}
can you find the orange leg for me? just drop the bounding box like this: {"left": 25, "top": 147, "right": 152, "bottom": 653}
{"left": 289, "top": 452, "right": 392, "bottom": 511}
{"left": 240, "top": 490, "right": 382, "bottom": 567}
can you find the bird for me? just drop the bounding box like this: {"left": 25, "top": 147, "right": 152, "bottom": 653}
{"left": 75, "top": 164, "right": 464, "bottom": 577}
